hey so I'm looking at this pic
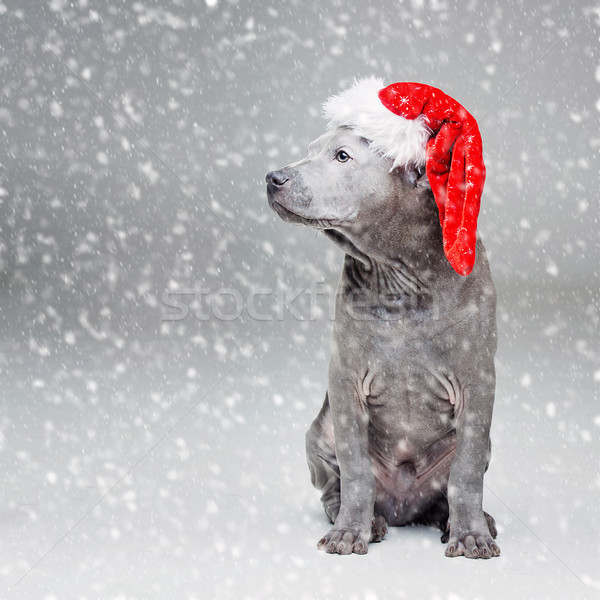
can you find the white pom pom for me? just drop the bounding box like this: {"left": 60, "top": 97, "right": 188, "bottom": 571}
{"left": 322, "top": 76, "right": 431, "bottom": 169}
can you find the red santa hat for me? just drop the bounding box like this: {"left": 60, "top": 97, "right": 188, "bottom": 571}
{"left": 323, "top": 76, "right": 486, "bottom": 277}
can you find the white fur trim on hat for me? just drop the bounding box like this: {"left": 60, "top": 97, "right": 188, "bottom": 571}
{"left": 322, "top": 76, "right": 431, "bottom": 169}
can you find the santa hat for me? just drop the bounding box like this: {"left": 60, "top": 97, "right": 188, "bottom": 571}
{"left": 323, "top": 77, "right": 486, "bottom": 277}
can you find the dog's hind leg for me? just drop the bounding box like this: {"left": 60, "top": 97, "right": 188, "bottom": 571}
{"left": 306, "top": 393, "right": 341, "bottom": 523}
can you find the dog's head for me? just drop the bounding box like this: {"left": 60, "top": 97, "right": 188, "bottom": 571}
{"left": 266, "top": 78, "right": 486, "bottom": 276}
{"left": 266, "top": 127, "right": 438, "bottom": 266}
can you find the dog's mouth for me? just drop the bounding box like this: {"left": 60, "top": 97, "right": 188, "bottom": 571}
{"left": 268, "top": 196, "right": 339, "bottom": 229}
{"left": 268, "top": 197, "right": 306, "bottom": 224}
{"left": 268, "top": 193, "right": 369, "bottom": 266}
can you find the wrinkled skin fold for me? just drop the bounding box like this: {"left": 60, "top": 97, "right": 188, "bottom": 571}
{"left": 266, "top": 128, "right": 500, "bottom": 559}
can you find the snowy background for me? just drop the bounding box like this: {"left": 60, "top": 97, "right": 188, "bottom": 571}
{"left": 1, "top": 0, "right": 599, "bottom": 598}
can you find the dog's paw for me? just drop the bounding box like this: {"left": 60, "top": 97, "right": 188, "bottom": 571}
{"left": 445, "top": 531, "right": 500, "bottom": 559}
{"left": 317, "top": 528, "right": 370, "bottom": 555}
{"left": 371, "top": 515, "right": 388, "bottom": 542}
{"left": 440, "top": 512, "right": 497, "bottom": 545}
{"left": 317, "top": 517, "right": 388, "bottom": 555}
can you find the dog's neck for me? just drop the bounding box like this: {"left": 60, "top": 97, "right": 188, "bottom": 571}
{"left": 324, "top": 218, "right": 454, "bottom": 305}
{"left": 343, "top": 253, "right": 432, "bottom": 304}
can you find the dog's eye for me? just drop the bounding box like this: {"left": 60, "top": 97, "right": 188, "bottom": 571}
{"left": 335, "top": 150, "right": 351, "bottom": 163}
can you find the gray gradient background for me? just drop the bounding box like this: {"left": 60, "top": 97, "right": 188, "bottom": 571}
{"left": 1, "top": 1, "right": 599, "bottom": 598}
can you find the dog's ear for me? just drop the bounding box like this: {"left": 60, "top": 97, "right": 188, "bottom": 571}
{"left": 416, "top": 166, "right": 430, "bottom": 190}
{"left": 395, "top": 165, "right": 430, "bottom": 189}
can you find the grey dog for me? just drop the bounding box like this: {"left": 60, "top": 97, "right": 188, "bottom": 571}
{"left": 266, "top": 120, "right": 499, "bottom": 558}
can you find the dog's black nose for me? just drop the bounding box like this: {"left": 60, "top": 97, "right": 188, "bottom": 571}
{"left": 266, "top": 170, "right": 289, "bottom": 186}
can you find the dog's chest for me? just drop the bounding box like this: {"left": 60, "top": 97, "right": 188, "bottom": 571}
{"left": 334, "top": 319, "right": 456, "bottom": 413}
{"left": 363, "top": 349, "right": 458, "bottom": 449}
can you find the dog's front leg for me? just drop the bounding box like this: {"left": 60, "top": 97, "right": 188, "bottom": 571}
{"left": 445, "top": 382, "right": 501, "bottom": 559}
{"left": 316, "top": 372, "right": 379, "bottom": 555}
